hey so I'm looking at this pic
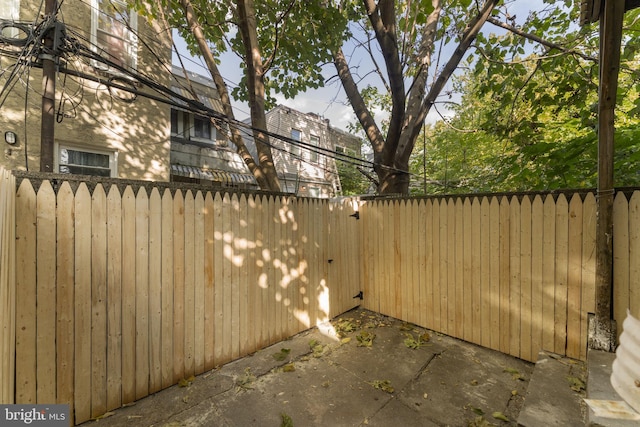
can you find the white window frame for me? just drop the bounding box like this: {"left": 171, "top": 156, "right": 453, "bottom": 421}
{"left": 0, "top": 0, "right": 20, "bottom": 38}
{"left": 90, "top": 0, "right": 138, "bottom": 72}
{"left": 290, "top": 129, "right": 301, "bottom": 157}
{"left": 55, "top": 143, "right": 118, "bottom": 178}
{"left": 191, "top": 114, "right": 215, "bottom": 143}
{"left": 171, "top": 108, "right": 188, "bottom": 138}
{"left": 308, "top": 186, "right": 320, "bottom": 198}
{"left": 309, "top": 134, "right": 320, "bottom": 163}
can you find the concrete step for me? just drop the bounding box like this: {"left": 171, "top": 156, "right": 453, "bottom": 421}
{"left": 517, "top": 351, "right": 587, "bottom": 426}
{"left": 586, "top": 349, "right": 640, "bottom": 426}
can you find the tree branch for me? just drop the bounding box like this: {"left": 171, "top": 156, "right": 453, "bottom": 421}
{"left": 486, "top": 16, "right": 598, "bottom": 63}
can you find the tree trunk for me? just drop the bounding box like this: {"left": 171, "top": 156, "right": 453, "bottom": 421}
{"left": 236, "top": 0, "right": 281, "bottom": 191}
{"left": 179, "top": 0, "right": 276, "bottom": 190}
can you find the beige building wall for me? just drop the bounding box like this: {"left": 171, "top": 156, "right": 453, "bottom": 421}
{"left": 0, "top": 0, "right": 172, "bottom": 181}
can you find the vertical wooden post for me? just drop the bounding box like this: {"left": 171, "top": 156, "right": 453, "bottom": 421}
{"left": 590, "top": 0, "right": 625, "bottom": 351}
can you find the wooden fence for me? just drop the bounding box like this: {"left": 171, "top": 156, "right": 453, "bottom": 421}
{"left": 10, "top": 177, "right": 360, "bottom": 424}
{"left": 3, "top": 170, "right": 640, "bottom": 425}
{"left": 359, "top": 192, "right": 640, "bottom": 364}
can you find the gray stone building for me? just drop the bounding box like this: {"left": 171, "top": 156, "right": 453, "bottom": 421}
{"left": 169, "top": 66, "right": 257, "bottom": 189}
{"left": 242, "top": 105, "right": 362, "bottom": 198}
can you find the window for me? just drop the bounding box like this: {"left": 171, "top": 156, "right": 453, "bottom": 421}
{"left": 0, "top": 0, "right": 20, "bottom": 39}
{"left": 335, "top": 145, "right": 346, "bottom": 154}
{"left": 308, "top": 186, "right": 320, "bottom": 198}
{"left": 91, "top": 0, "right": 138, "bottom": 70}
{"left": 58, "top": 145, "right": 116, "bottom": 177}
{"left": 171, "top": 109, "right": 180, "bottom": 135}
{"left": 290, "top": 129, "right": 301, "bottom": 157}
{"left": 193, "top": 115, "right": 213, "bottom": 140}
{"left": 309, "top": 134, "right": 319, "bottom": 163}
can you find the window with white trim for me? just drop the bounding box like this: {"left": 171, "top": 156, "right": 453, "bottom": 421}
{"left": 193, "top": 115, "right": 212, "bottom": 140}
{"left": 309, "top": 134, "right": 320, "bottom": 163}
{"left": 91, "top": 0, "right": 138, "bottom": 70}
{"left": 308, "top": 186, "right": 320, "bottom": 198}
{"left": 0, "top": 0, "right": 20, "bottom": 39}
{"left": 57, "top": 145, "right": 117, "bottom": 177}
{"left": 290, "top": 129, "right": 301, "bottom": 157}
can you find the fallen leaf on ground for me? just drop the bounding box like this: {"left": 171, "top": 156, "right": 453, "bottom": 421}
{"left": 178, "top": 375, "right": 195, "bottom": 387}
{"left": 567, "top": 376, "right": 585, "bottom": 392}
{"left": 368, "top": 380, "right": 394, "bottom": 393}
{"left": 282, "top": 363, "right": 295, "bottom": 372}
{"left": 357, "top": 331, "right": 376, "bottom": 347}
{"left": 281, "top": 412, "right": 294, "bottom": 427}
{"left": 273, "top": 348, "right": 291, "bottom": 361}
{"left": 492, "top": 411, "right": 509, "bottom": 422}
{"left": 236, "top": 367, "right": 256, "bottom": 390}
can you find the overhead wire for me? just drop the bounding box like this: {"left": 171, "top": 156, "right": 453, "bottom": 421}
{"left": 0, "top": 1, "right": 418, "bottom": 179}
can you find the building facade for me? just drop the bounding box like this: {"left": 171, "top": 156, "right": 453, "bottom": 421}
{"left": 169, "top": 66, "right": 257, "bottom": 189}
{"left": 1, "top": 0, "right": 172, "bottom": 180}
{"left": 243, "top": 105, "right": 362, "bottom": 198}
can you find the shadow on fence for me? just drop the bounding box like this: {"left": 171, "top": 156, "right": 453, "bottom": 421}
{"left": 1, "top": 169, "right": 640, "bottom": 425}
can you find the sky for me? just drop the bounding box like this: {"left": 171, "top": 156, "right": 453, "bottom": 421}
{"left": 171, "top": 1, "right": 546, "bottom": 132}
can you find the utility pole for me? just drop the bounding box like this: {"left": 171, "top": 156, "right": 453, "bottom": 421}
{"left": 580, "top": 0, "right": 626, "bottom": 351}
{"left": 40, "top": 0, "right": 58, "bottom": 172}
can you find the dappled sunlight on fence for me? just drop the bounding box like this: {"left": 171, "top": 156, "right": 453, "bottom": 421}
{"left": 5, "top": 169, "right": 640, "bottom": 424}
{"left": 9, "top": 177, "right": 360, "bottom": 424}
{"left": 359, "top": 193, "right": 599, "bottom": 363}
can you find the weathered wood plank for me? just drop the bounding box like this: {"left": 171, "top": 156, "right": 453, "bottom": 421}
{"left": 520, "top": 196, "right": 532, "bottom": 362}
{"left": 581, "top": 193, "right": 597, "bottom": 360}
{"left": 74, "top": 183, "right": 92, "bottom": 422}
{"left": 566, "top": 194, "right": 584, "bottom": 359}
{"left": 183, "top": 191, "right": 195, "bottom": 378}
{"left": 499, "top": 197, "right": 511, "bottom": 355}
{"left": 193, "top": 191, "right": 205, "bottom": 375}
{"left": 446, "top": 199, "right": 456, "bottom": 336}
{"left": 530, "top": 196, "right": 544, "bottom": 360}
{"left": 554, "top": 195, "right": 569, "bottom": 355}
{"left": 91, "top": 185, "right": 108, "bottom": 417}
{"left": 613, "top": 192, "right": 630, "bottom": 336}
{"left": 628, "top": 192, "right": 640, "bottom": 319}
{"left": 148, "top": 188, "right": 163, "bottom": 391}
{"left": 160, "top": 189, "right": 174, "bottom": 388}
{"left": 121, "top": 186, "right": 136, "bottom": 405}
{"left": 480, "top": 197, "right": 491, "bottom": 348}
{"left": 489, "top": 197, "right": 501, "bottom": 351}
{"left": 542, "top": 195, "right": 556, "bottom": 352}
{"left": 15, "top": 179, "right": 37, "bottom": 404}
{"left": 462, "top": 198, "right": 473, "bottom": 342}
{"left": 204, "top": 192, "right": 215, "bottom": 371}
{"left": 439, "top": 199, "right": 449, "bottom": 334}
{"left": 36, "top": 181, "right": 56, "bottom": 403}
{"left": 135, "top": 188, "right": 150, "bottom": 400}
{"left": 106, "top": 186, "right": 122, "bottom": 410}
{"left": 172, "top": 190, "right": 185, "bottom": 382}
{"left": 56, "top": 182, "right": 75, "bottom": 412}
{"left": 454, "top": 198, "right": 464, "bottom": 339}
{"left": 470, "top": 198, "right": 481, "bottom": 345}
{"left": 221, "top": 193, "right": 233, "bottom": 360}
{"left": 509, "top": 196, "right": 521, "bottom": 358}
{"left": 213, "top": 193, "right": 224, "bottom": 365}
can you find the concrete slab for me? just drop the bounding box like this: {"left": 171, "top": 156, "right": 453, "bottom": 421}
{"left": 586, "top": 349, "right": 640, "bottom": 427}
{"left": 79, "top": 308, "right": 534, "bottom": 427}
{"left": 517, "top": 351, "right": 587, "bottom": 427}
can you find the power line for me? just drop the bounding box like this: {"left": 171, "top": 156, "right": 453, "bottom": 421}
{"left": 1, "top": 5, "right": 417, "bottom": 179}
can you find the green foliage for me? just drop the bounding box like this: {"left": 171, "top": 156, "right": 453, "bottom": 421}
{"left": 409, "top": 1, "right": 640, "bottom": 194}
{"left": 137, "top": 0, "right": 349, "bottom": 107}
